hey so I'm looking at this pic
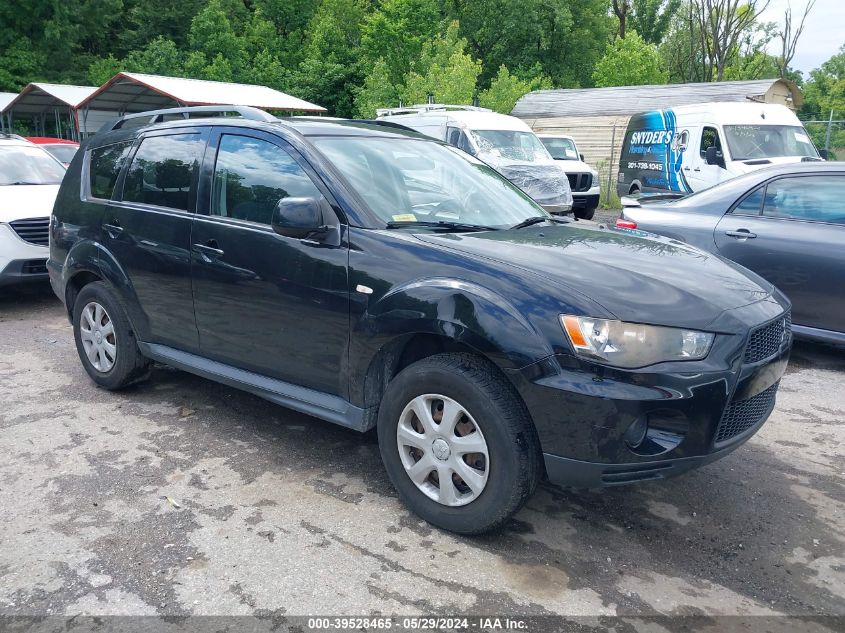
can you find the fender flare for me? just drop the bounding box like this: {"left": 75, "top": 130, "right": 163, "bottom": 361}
{"left": 351, "top": 277, "right": 554, "bottom": 407}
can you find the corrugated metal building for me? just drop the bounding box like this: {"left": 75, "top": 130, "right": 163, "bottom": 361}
{"left": 512, "top": 79, "right": 803, "bottom": 200}
{"left": 76, "top": 72, "right": 326, "bottom": 135}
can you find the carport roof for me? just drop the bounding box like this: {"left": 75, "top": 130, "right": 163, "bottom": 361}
{"left": 0, "top": 92, "right": 17, "bottom": 111}
{"left": 2, "top": 83, "right": 98, "bottom": 114}
{"left": 78, "top": 72, "right": 326, "bottom": 113}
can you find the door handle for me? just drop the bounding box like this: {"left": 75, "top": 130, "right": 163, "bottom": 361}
{"left": 693, "top": 167, "right": 701, "bottom": 172}
{"left": 103, "top": 220, "right": 123, "bottom": 238}
{"left": 192, "top": 241, "right": 225, "bottom": 261}
{"left": 724, "top": 229, "right": 757, "bottom": 239}
{"left": 683, "top": 166, "right": 690, "bottom": 171}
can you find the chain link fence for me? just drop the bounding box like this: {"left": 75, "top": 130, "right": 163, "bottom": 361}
{"left": 802, "top": 117, "right": 845, "bottom": 160}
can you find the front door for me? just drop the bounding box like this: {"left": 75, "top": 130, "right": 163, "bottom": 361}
{"left": 105, "top": 129, "right": 207, "bottom": 351}
{"left": 714, "top": 173, "right": 845, "bottom": 333}
{"left": 688, "top": 125, "right": 728, "bottom": 191}
{"left": 191, "top": 129, "right": 349, "bottom": 395}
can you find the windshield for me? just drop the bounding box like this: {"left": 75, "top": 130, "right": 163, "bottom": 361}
{"left": 470, "top": 130, "right": 551, "bottom": 163}
{"left": 540, "top": 137, "right": 579, "bottom": 161}
{"left": 312, "top": 136, "right": 548, "bottom": 228}
{"left": 723, "top": 125, "right": 819, "bottom": 161}
{"left": 45, "top": 144, "right": 79, "bottom": 164}
{"left": 0, "top": 145, "right": 66, "bottom": 185}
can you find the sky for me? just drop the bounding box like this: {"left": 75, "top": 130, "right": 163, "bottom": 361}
{"left": 759, "top": 0, "right": 845, "bottom": 75}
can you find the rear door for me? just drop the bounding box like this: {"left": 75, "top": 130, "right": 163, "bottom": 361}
{"left": 105, "top": 128, "right": 207, "bottom": 351}
{"left": 190, "top": 127, "right": 349, "bottom": 394}
{"left": 714, "top": 173, "right": 845, "bottom": 332}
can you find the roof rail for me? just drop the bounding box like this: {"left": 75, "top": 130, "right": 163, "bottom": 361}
{"left": 376, "top": 103, "right": 492, "bottom": 117}
{"left": 99, "top": 105, "right": 278, "bottom": 133}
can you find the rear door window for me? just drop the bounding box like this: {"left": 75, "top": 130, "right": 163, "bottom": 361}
{"left": 121, "top": 133, "right": 205, "bottom": 211}
{"left": 89, "top": 141, "right": 133, "bottom": 200}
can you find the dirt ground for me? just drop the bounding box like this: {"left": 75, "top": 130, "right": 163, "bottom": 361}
{"left": 0, "top": 283, "right": 842, "bottom": 631}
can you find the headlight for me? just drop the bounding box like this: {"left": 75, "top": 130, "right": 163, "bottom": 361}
{"left": 560, "top": 315, "right": 714, "bottom": 368}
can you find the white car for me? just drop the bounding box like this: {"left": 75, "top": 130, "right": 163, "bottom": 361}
{"left": 537, "top": 134, "right": 601, "bottom": 220}
{"left": 0, "top": 135, "right": 65, "bottom": 287}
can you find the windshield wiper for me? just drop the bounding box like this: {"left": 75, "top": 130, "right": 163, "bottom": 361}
{"left": 6, "top": 181, "right": 43, "bottom": 186}
{"left": 510, "top": 215, "right": 573, "bottom": 230}
{"left": 385, "top": 220, "right": 499, "bottom": 232}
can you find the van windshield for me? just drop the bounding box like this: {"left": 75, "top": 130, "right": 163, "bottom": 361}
{"left": 471, "top": 130, "right": 551, "bottom": 163}
{"left": 723, "top": 125, "right": 819, "bottom": 161}
{"left": 541, "top": 137, "right": 579, "bottom": 160}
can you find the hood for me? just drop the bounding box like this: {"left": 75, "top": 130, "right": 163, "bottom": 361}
{"left": 554, "top": 159, "right": 594, "bottom": 174}
{"left": 493, "top": 162, "right": 574, "bottom": 207}
{"left": 0, "top": 184, "right": 60, "bottom": 223}
{"left": 415, "top": 224, "right": 773, "bottom": 331}
{"left": 728, "top": 155, "right": 819, "bottom": 174}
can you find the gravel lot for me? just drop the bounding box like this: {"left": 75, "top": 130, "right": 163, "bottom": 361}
{"left": 0, "top": 283, "right": 843, "bottom": 628}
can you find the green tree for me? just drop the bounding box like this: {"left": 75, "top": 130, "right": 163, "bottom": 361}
{"left": 629, "top": 0, "right": 681, "bottom": 44}
{"left": 802, "top": 44, "right": 845, "bottom": 119}
{"left": 479, "top": 65, "right": 551, "bottom": 113}
{"left": 355, "top": 58, "right": 401, "bottom": 117}
{"left": 401, "top": 22, "right": 482, "bottom": 105}
{"left": 592, "top": 31, "right": 668, "bottom": 87}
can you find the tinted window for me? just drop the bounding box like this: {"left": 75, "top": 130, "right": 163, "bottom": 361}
{"left": 212, "top": 135, "right": 321, "bottom": 225}
{"left": 732, "top": 186, "right": 764, "bottom": 216}
{"left": 122, "top": 134, "right": 204, "bottom": 210}
{"left": 700, "top": 126, "right": 723, "bottom": 158}
{"left": 89, "top": 141, "right": 132, "bottom": 200}
{"left": 761, "top": 175, "right": 845, "bottom": 224}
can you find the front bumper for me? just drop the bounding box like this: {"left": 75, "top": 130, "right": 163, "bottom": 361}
{"left": 0, "top": 224, "right": 49, "bottom": 287}
{"left": 510, "top": 301, "right": 791, "bottom": 488}
{"left": 572, "top": 193, "right": 600, "bottom": 211}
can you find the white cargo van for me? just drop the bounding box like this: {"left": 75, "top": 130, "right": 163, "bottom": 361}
{"left": 616, "top": 102, "right": 821, "bottom": 197}
{"left": 377, "top": 105, "right": 575, "bottom": 216}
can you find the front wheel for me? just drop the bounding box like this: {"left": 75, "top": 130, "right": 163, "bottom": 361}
{"left": 574, "top": 207, "right": 596, "bottom": 220}
{"left": 377, "top": 353, "right": 542, "bottom": 534}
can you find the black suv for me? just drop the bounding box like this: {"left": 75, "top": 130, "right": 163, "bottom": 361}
{"left": 49, "top": 106, "right": 792, "bottom": 534}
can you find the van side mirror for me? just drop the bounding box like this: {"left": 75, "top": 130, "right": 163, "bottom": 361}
{"left": 579, "top": 153, "right": 585, "bottom": 162}
{"left": 271, "top": 197, "right": 327, "bottom": 240}
{"left": 818, "top": 148, "right": 829, "bottom": 160}
{"left": 705, "top": 146, "right": 725, "bottom": 168}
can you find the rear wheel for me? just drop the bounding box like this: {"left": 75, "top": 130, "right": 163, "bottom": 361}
{"left": 72, "top": 281, "right": 151, "bottom": 390}
{"left": 377, "top": 353, "right": 542, "bottom": 534}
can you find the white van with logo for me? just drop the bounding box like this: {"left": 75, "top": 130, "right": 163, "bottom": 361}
{"left": 616, "top": 102, "right": 821, "bottom": 197}
{"left": 378, "top": 105, "right": 575, "bottom": 216}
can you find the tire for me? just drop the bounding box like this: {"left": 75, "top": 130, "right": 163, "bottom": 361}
{"left": 377, "top": 353, "right": 542, "bottom": 534}
{"left": 629, "top": 185, "right": 640, "bottom": 196}
{"left": 72, "top": 281, "right": 151, "bottom": 390}
{"left": 574, "top": 207, "right": 596, "bottom": 220}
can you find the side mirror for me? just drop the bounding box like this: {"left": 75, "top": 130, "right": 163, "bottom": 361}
{"left": 818, "top": 148, "right": 829, "bottom": 160}
{"left": 579, "top": 153, "right": 585, "bottom": 162}
{"left": 705, "top": 146, "right": 725, "bottom": 168}
{"left": 271, "top": 197, "right": 326, "bottom": 240}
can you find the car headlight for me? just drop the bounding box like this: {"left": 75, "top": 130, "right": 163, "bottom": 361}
{"left": 560, "top": 315, "right": 714, "bottom": 368}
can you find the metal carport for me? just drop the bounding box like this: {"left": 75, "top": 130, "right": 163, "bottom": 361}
{"left": 2, "top": 84, "right": 97, "bottom": 141}
{"left": 76, "top": 72, "right": 326, "bottom": 136}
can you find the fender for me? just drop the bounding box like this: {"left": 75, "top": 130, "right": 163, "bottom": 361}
{"left": 62, "top": 238, "right": 149, "bottom": 338}
{"left": 350, "top": 277, "right": 554, "bottom": 408}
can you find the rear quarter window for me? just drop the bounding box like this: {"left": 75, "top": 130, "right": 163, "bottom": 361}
{"left": 89, "top": 141, "right": 133, "bottom": 200}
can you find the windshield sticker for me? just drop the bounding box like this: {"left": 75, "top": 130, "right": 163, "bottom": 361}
{"left": 391, "top": 213, "right": 417, "bottom": 222}
{"left": 794, "top": 131, "right": 810, "bottom": 144}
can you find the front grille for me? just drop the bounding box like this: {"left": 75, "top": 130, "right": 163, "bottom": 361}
{"left": 715, "top": 382, "right": 778, "bottom": 443}
{"left": 744, "top": 312, "right": 790, "bottom": 363}
{"left": 21, "top": 260, "right": 48, "bottom": 275}
{"left": 566, "top": 172, "right": 592, "bottom": 192}
{"left": 9, "top": 217, "right": 50, "bottom": 246}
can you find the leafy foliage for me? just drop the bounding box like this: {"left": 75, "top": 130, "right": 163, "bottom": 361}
{"left": 593, "top": 31, "right": 668, "bottom": 87}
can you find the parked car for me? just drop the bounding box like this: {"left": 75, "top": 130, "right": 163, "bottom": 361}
{"left": 26, "top": 137, "right": 80, "bottom": 167}
{"left": 538, "top": 134, "right": 600, "bottom": 219}
{"left": 0, "top": 134, "right": 65, "bottom": 287}
{"left": 617, "top": 102, "right": 821, "bottom": 198}
{"left": 50, "top": 106, "right": 791, "bottom": 534}
{"left": 617, "top": 162, "right": 844, "bottom": 346}
{"left": 377, "top": 104, "right": 577, "bottom": 217}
